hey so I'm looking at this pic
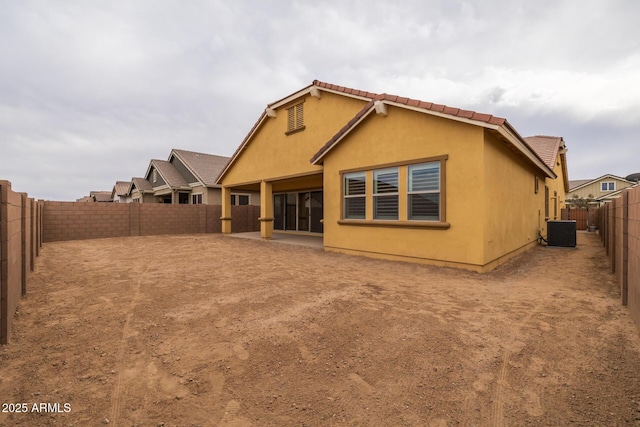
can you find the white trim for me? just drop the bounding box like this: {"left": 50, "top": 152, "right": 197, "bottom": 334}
{"left": 266, "top": 107, "right": 277, "bottom": 117}
{"left": 215, "top": 114, "right": 269, "bottom": 184}
{"left": 191, "top": 192, "right": 203, "bottom": 204}
{"left": 497, "top": 126, "right": 556, "bottom": 179}
{"left": 268, "top": 85, "right": 371, "bottom": 110}
{"left": 374, "top": 100, "right": 388, "bottom": 116}
{"left": 311, "top": 107, "right": 377, "bottom": 164}
{"left": 380, "top": 100, "right": 555, "bottom": 178}
{"left": 310, "top": 87, "right": 322, "bottom": 98}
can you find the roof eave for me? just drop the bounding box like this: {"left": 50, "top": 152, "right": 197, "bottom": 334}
{"left": 312, "top": 100, "right": 555, "bottom": 178}
{"left": 311, "top": 106, "right": 377, "bottom": 165}
{"left": 169, "top": 149, "right": 207, "bottom": 187}
{"left": 215, "top": 113, "right": 269, "bottom": 184}
{"left": 498, "top": 124, "right": 556, "bottom": 179}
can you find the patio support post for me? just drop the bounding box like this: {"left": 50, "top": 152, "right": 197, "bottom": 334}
{"left": 259, "top": 180, "right": 274, "bottom": 240}
{"left": 221, "top": 186, "right": 232, "bottom": 234}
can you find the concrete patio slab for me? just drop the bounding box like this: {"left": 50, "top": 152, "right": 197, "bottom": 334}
{"left": 227, "top": 231, "right": 323, "bottom": 248}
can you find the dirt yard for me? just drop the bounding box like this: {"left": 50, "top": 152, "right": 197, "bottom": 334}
{"left": 1, "top": 232, "right": 640, "bottom": 426}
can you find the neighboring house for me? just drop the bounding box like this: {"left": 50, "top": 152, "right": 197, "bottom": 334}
{"left": 90, "top": 191, "right": 113, "bottom": 202}
{"left": 216, "top": 80, "right": 569, "bottom": 272}
{"left": 111, "top": 181, "right": 132, "bottom": 203}
{"left": 567, "top": 174, "right": 635, "bottom": 206}
{"left": 129, "top": 177, "right": 155, "bottom": 203}
{"left": 145, "top": 158, "right": 192, "bottom": 204}
{"left": 141, "top": 149, "right": 259, "bottom": 205}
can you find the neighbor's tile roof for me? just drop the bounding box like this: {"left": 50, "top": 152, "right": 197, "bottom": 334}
{"left": 151, "top": 159, "right": 189, "bottom": 188}
{"left": 131, "top": 177, "right": 153, "bottom": 192}
{"left": 568, "top": 179, "right": 592, "bottom": 190}
{"left": 91, "top": 191, "right": 112, "bottom": 202}
{"left": 172, "top": 149, "right": 229, "bottom": 186}
{"left": 523, "top": 136, "right": 563, "bottom": 170}
{"left": 113, "top": 181, "right": 130, "bottom": 197}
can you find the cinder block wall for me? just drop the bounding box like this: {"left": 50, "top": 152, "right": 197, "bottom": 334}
{"left": 0, "top": 181, "right": 39, "bottom": 344}
{"left": 42, "top": 202, "right": 260, "bottom": 243}
{"left": 628, "top": 187, "right": 640, "bottom": 330}
{"left": 600, "top": 186, "right": 640, "bottom": 333}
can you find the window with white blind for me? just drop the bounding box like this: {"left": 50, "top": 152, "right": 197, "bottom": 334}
{"left": 344, "top": 172, "right": 366, "bottom": 219}
{"left": 373, "top": 168, "right": 399, "bottom": 220}
{"left": 339, "top": 155, "right": 448, "bottom": 227}
{"left": 286, "top": 102, "right": 305, "bottom": 134}
{"left": 408, "top": 162, "right": 440, "bottom": 221}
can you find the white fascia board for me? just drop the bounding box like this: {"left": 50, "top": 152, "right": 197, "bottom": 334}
{"left": 497, "top": 127, "right": 556, "bottom": 179}
{"left": 327, "top": 99, "right": 555, "bottom": 178}
{"left": 269, "top": 86, "right": 372, "bottom": 111}
{"left": 216, "top": 114, "right": 269, "bottom": 184}
{"left": 383, "top": 100, "right": 503, "bottom": 130}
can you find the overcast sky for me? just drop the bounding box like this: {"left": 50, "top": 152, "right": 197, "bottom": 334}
{"left": 1, "top": 0, "right": 638, "bottom": 201}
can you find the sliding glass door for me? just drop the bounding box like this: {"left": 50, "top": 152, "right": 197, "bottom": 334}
{"left": 273, "top": 190, "right": 323, "bottom": 233}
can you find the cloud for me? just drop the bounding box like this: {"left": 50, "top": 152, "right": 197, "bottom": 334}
{"left": 1, "top": 0, "right": 639, "bottom": 199}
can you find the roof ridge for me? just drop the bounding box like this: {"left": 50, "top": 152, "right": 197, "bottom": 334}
{"left": 173, "top": 148, "right": 229, "bottom": 158}
{"left": 371, "top": 92, "right": 506, "bottom": 126}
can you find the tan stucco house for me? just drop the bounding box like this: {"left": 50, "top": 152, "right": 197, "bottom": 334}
{"left": 567, "top": 174, "right": 635, "bottom": 206}
{"left": 216, "top": 80, "right": 569, "bottom": 272}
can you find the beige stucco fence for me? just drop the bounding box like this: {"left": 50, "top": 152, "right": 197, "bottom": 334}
{"left": 599, "top": 186, "right": 640, "bottom": 332}
{"left": 0, "top": 181, "right": 42, "bottom": 344}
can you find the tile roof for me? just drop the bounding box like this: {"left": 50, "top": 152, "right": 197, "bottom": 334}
{"left": 217, "top": 79, "right": 556, "bottom": 183}
{"left": 112, "top": 181, "right": 130, "bottom": 197}
{"left": 171, "top": 149, "right": 229, "bottom": 186}
{"left": 568, "top": 179, "right": 592, "bottom": 190}
{"left": 131, "top": 177, "right": 153, "bottom": 192}
{"left": 373, "top": 92, "right": 506, "bottom": 125}
{"left": 311, "top": 80, "right": 378, "bottom": 100}
{"left": 150, "top": 160, "right": 189, "bottom": 188}
{"left": 311, "top": 92, "right": 509, "bottom": 164}
{"left": 90, "top": 191, "right": 112, "bottom": 202}
{"left": 522, "top": 136, "right": 563, "bottom": 170}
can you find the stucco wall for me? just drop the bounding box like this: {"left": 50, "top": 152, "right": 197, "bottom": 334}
{"left": 221, "top": 92, "right": 367, "bottom": 186}
{"left": 322, "top": 106, "right": 488, "bottom": 270}
{"left": 482, "top": 131, "right": 546, "bottom": 267}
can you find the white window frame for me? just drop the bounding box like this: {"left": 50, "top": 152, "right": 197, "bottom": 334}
{"left": 373, "top": 167, "right": 399, "bottom": 220}
{"left": 600, "top": 181, "right": 615, "bottom": 191}
{"left": 343, "top": 172, "right": 366, "bottom": 219}
{"left": 408, "top": 162, "right": 441, "bottom": 221}
{"left": 191, "top": 193, "right": 203, "bottom": 204}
